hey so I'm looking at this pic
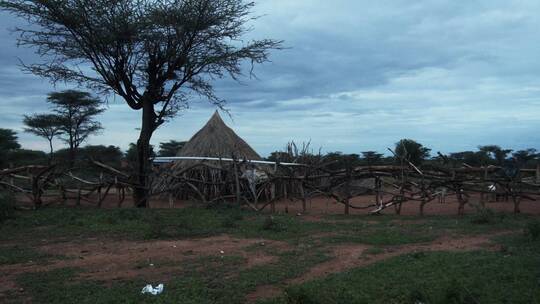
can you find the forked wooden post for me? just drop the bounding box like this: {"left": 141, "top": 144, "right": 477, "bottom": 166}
{"left": 344, "top": 167, "right": 351, "bottom": 215}
{"left": 419, "top": 183, "right": 427, "bottom": 216}
{"left": 480, "top": 167, "right": 488, "bottom": 207}
{"left": 168, "top": 192, "right": 175, "bottom": 208}
{"left": 300, "top": 181, "right": 307, "bottom": 213}
{"left": 76, "top": 186, "right": 81, "bottom": 206}
{"left": 97, "top": 172, "right": 103, "bottom": 206}
{"left": 270, "top": 182, "right": 276, "bottom": 213}
{"left": 536, "top": 163, "right": 540, "bottom": 184}
{"left": 233, "top": 157, "right": 241, "bottom": 205}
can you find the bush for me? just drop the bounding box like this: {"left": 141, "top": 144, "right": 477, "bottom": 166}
{"left": 470, "top": 207, "right": 496, "bottom": 225}
{"left": 524, "top": 220, "right": 540, "bottom": 241}
{"left": 285, "top": 286, "right": 355, "bottom": 304}
{"left": 262, "top": 216, "right": 286, "bottom": 232}
{"left": 221, "top": 215, "right": 238, "bottom": 228}
{"left": 443, "top": 279, "right": 480, "bottom": 304}
{"left": 0, "top": 191, "right": 16, "bottom": 223}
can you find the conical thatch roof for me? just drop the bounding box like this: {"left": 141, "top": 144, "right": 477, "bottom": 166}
{"left": 176, "top": 111, "right": 261, "bottom": 160}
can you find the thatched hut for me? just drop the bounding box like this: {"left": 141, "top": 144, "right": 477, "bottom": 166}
{"left": 176, "top": 110, "right": 261, "bottom": 161}
{"left": 152, "top": 111, "right": 266, "bottom": 202}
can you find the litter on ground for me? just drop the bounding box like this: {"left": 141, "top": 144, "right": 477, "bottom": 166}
{"left": 141, "top": 284, "right": 164, "bottom": 295}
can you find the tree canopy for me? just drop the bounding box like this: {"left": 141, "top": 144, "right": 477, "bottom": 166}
{"left": 47, "top": 90, "right": 104, "bottom": 164}
{"left": 394, "top": 139, "right": 431, "bottom": 166}
{"left": 0, "top": 129, "right": 21, "bottom": 168}
{"left": 0, "top": 0, "right": 282, "bottom": 206}
{"left": 158, "top": 140, "right": 186, "bottom": 157}
{"left": 361, "top": 151, "right": 384, "bottom": 166}
{"left": 23, "top": 113, "right": 63, "bottom": 161}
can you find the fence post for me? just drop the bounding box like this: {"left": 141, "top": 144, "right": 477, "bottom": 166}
{"left": 168, "top": 192, "right": 174, "bottom": 208}
{"left": 97, "top": 172, "right": 103, "bottom": 207}
{"left": 480, "top": 167, "right": 487, "bottom": 207}
{"left": 76, "top": 186, "right": 81, "bottom": 206}
{"left": 344, "top": 167, "right": 351, "bottom": 215}
{"left": 300, "top": 181, "right": 307, "bottom": 213}
{"left": 270, "top": 181, "right": 276, "bottom": 213}
{"left": 233, "top": 158, "right": 241, "bottom": 205}
{"left": 536, "top": 163, "right": 540, "bottom": 184}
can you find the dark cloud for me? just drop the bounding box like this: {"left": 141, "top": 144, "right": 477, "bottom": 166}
{"left": 0, "top": 1, "right": 539, "bottom": 156}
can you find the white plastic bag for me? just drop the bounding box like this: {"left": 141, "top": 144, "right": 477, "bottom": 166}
{"left": 141, "top": 283, "right": 164, "bottom": 295}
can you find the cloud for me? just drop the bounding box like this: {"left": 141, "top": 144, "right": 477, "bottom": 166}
{"left": 0, "top": 1, "right": 539, "bottom": 156}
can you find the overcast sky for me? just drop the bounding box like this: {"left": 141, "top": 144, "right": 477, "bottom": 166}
{"left": 1, "top": 0, "right": 539, "bottom": 157}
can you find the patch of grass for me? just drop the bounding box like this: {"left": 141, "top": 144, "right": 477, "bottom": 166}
{"left": 320, "top": 222, "right": 436, "bottom": 246}
{"left": 262, "top": 233, "right": 540, "bottom": 304}
{"left": 4, "top": 206, "right": 538, "bottom": 303}
{"left": 13, "top": 245, "right": 329, "bottom": 304}
{"left": 2, "top": 206, "right": 526, "bottom": 248}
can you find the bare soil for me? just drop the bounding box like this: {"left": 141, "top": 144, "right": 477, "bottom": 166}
{"left": 0, "top": 227, "right": 517, "bottom": 303}
{"left": 23, "top": 191, "right": 540, "bottom": 217}
{"left": 245, "top": 231, "right": 511, "bottom": 302}
{"left": 0, "top": 235, "right": 288, "bottom": 296}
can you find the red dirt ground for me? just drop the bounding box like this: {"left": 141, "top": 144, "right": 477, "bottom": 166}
{"left": 6, "top": 192, "right": 537, "bottom": 302}
{"left": 0, "top": 235, "right": 289, "bottom": 298}
{"left": 24, "top": 190, "right": 540, "bottom": 216}
{"left": 244, "top": 231, "right": 512, "bottom": 302}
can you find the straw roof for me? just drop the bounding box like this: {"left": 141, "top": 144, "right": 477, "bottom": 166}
{"left": 176, "top": 111, "right": 261, "bottom": 160}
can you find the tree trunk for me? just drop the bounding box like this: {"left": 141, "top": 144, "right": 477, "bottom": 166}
{"left": 68, "top": 134, "right": 76, "bottom": 167}
{"left": 133, "top": 101, "right": 156, "bottom": 208}
{"left": 48, "top": 139, "right": 54, "bottom": 165}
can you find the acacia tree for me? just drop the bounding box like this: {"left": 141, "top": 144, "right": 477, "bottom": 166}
{"left": 478, "top": 145, "right": 513, "bottom": 166}
{"left": 395, "top": 139, "right": 431, "bottom": 166}
{"left": 23, "top": 113, "right": 63, "bottom": 163}
{"left": 1, "top": 0, "right": 282, "bottom": 207}
{"left": 361, "top": 151, "right": 383, "bottom": 166}
{"left": 47, "top": 90, "right": 104, "bottom": 166}
{"left": 158, "top": 140, "right": 186, "bottom": 157}
{"left": 0, "top": 129, "right": 20, "bottom": 168}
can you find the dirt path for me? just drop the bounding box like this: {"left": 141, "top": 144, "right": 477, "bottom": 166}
{"left": 245, "top": 231, "right": 512, "bottom": 302}
{"left": 0, "top": 235, "right": 289, "bottom": 297}
{"left": 0, "top": 231, "right": 515, "bottom": 303}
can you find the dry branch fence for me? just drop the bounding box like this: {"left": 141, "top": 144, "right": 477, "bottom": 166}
{"left": 2, "top": 158, "right": 539, "bottom": 216}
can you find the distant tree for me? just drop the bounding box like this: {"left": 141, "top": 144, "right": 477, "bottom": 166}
{"left": 0, "top": 129, "right": 20, "bottom": 151}
{"left": 449, "top": 151, "right": 490, "bottom": 167}
{"left": 361, "top": 151, "right": 383, "bottom": 166}
{"left": 79, "top": 145, "right": 123, "bottom": 166}
{"left": 47, "top": 90, "right": 104, "bottom": 166}
{"left": 6, "top": 149, "right": 48, "bottom": 167}
{"left": 322, "top": 152, "right": 361, "bottom": 170}
{"left": 478, "top": 145, "right": 512, "bottom": 165}
{"left": 23, "top": 114, "right": 63, "bottom": 163}
{"left": 394, "top": 139, "right": 431, "bottom": 166}
{"left": 0, "top": 0, "right": 282, "bottom": 207}
{"left": 512, "top": 149, "right": 538, "bottom": 167}
{"left": 0, "top": 129, "right": 21, "bottom": 168}
{"left": 125, "top": 143, "right": 155, "bottom": 170}
{"left": 267, "top": 151, "right": 295, "bottom": 163}
{"left": 158, "top": 140, "right": 186, "bottom": 157}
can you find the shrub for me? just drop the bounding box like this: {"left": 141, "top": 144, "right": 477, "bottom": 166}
{"left": 0, "top": 191, "right": 16, "bottom": 223}
{"left": 470, "top": 207, "right": 496, "bottom": 224}
{"left": 408, "top": 288, "right": 430, "bottom": 304}
{"left": 221, "top": 216, "right": 238, "bottom": 228}
{"left": 443, "top": 279, "right": 479, "bottom": 304}
{"left": 262, "top": 216, "right": 286, "bottom": 232}
{"left": 524, "top": 220, "right": 540, "bottom": 241}
{"left": 285, "top": 286, "right": 318, "bottom": 304}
